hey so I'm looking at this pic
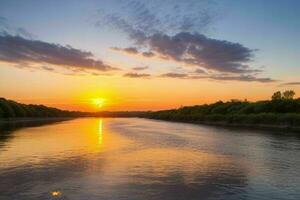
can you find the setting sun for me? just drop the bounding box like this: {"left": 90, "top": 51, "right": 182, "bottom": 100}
{"left": 92, "top": 98, "right": 105, "bottom": 108}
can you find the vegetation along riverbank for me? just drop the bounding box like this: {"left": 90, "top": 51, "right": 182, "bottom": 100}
{"left": 1, "top": 90, "right": 300, "bottom": 132}
{"left": 145, "top": 91, "right": 300, "bottom": 132}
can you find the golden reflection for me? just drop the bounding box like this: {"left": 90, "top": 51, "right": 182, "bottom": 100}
{"left": 98, "top": 119, "right": 103, "bottom": 146}
{"left": 0, "top": 118, "right": 132, "bottom": 168}
{"left": 51, "top": 191, "right": 61, "bottom": 197}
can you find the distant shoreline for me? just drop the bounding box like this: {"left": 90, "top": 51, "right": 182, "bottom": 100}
{"left": 1, "top": 117, "right": 300, "bottom": 133}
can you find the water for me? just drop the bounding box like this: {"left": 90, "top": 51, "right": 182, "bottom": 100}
{"left": 0, "top": 118, "right": 299, "bottom": 200}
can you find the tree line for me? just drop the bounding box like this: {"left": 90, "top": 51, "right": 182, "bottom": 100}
{"left": 146, "top": 91, "right": 300, "bottom": 127}
{"left": 0, "top": 97, "right": 148, "bottom": 119}
{"left": 2, "top": 90, "right": 300, "bottom": 127}
{"left": 0, "top": 98, "right": 86, "bottom": 118}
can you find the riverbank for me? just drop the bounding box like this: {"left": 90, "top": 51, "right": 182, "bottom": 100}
{"left": 0, "top": 117, "right": 75, "bottom": 124}
{"left": 144, "top": 117, "right": 300, "bottom": 133}
{"left": 0, "top": 117, "right": 76, "bottom": 132}
{"left": 143, "top": 99, "right": 300, "bottom": 133}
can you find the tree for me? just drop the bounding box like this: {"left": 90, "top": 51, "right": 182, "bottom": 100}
{"left": 0, "top": 107, "right": 4, "bottom": 118}
{"left": 272, "top": 91, "right": 282, "bottom": 100}
{"left": 282, "top": 90, "right": 295, "bottom": 100}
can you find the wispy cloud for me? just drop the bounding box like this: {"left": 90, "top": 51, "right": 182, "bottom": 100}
{"left": 0, "top": 16, "right": 33, "bottom": 39}
{"left": 123, "top": 72, "right": 151, "bottom": 78}
{"left": 142, "top": 51, "right": 155, "bottom": 57}
{"left": 160, "top": 73, "right": 275, "bottom": 82}
{"left": 278, "top": 82, "right": 300, "bottom": 87}
{"left": 0, "top": 34, "right": 117, "bottom": 74}
{"left": 194, "top": 68, "right": 206, "bottom": 74}
{"left": 41, "top": 66, "right": 55, "bottom": 71}
{"left": 111, "top": 46, "right": 139, "bottom": 54}
{"left": 160, "top": 72, "right": 188, "bottom": 78}
{"left": 202, "top": 75, "right": 275, "bottom": 82}
{"left": 96, "top": 0, "right": 216, "bottom": 36}
{"left": 95, "top": 1, "right": 274, "bottom": 82}
{"left": 111, "top": 46, "right": 155, "bottom": 58}
{"left": 132, "top": 66, "right": 149, "bottom": 71}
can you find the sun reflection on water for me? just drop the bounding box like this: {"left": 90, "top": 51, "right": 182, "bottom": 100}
{"left": 98, "top": 119, "right": 103, "bottom": 146}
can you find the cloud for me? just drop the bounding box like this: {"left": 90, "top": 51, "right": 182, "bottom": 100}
{"left": 111, "top": 46, "right": 138, "bottom": 54}
{"left": 132, "top": 66, "right": 149, "bottom": 71}
{"left": 159, "top": 72, "right": 275, "bottom": 82}
{"left": 0, "top": 34, "right": 116, "bottom": 73}
{"left": 160, "top": 72, "right": 188, "bottom": 78}
{"left": 95, "top": 1, "right": 274, "bottom": 83}
{"left": 142, "top": 51, "right": 155, "bottom": 57}
{"left": 138, "top": 32, "right": 258, "bottom": 74}
{"left": 0, "top": 16, "right": 33, "bottom": 39}
{"left": 111, "top": 45, "right": 156, "bottom": 58}
{"left": 96, "top": 0, "right": 216, "bottom": 35}
{"left": 41, "top": 66, "right": 54, "bottom": 71}
{"left": 278, "top": 82, "right": 300, "bottom": 86}
{"left": 203, "top": 75, "right": 275, "bottom": 82}
{"left": 123, "top": 72, "right": 151, "bottom": 78}
{"left": 194, "top": 68, "right": 206, "bottom": 74}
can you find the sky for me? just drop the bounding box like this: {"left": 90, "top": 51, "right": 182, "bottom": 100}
{"left": 0, "top": 0, "right": 299, "bottom": 111}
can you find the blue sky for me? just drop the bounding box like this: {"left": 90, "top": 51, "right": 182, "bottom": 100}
{"left": 1, "top": 0, "right": 299, "bottom": 77}
{"left": 215, "top": 0, "right": 300, "bottom": 77}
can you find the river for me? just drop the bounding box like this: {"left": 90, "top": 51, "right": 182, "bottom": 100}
{"left": 0, "top": 118, "right": 299, "bottom": 200}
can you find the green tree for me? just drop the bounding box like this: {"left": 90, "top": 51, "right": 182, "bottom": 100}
{"left": 0, "top": 98, "right": 16, "bottom": 118}
{"left": 272, "top": 91, "right": 282, "bottom": 100}
{"left": 282, "top": 90, "right": 295, "bottom": 100}
{"left": 0, "top": 107, "right": 4, "bottom": 118}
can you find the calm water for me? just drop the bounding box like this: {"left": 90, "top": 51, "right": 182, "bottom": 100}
{"left": 0, "top": 118, "right": 300, "bottom": 200}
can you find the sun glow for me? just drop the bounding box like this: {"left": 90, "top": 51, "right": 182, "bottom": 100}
{"left": 92, "top": 98, "right": 106, "bottom": 108}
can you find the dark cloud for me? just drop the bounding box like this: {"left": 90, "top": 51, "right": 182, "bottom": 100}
{"left": 204, "top": 75, "right": 275, "bottom": 82}
{"left": 132, "top": 66, "right": 149, "bottom": 71}
{"left": 123, "top": 72, "right": 151, "bottom": 78}
{"left": 159, "top": 72, "right": 274, "bottom": 82}
{"left": 41, "top": 66, "right": 54, "bottom": 71}
{"left": 0, "top": 34, "right": 116, "bottom": 73}
{"left": 112, "top": 46, "right": 155, "bottom": 58}
{"left": 160, "top": 72, "right": 189, "bottom": 78}
{"left": 95, "top": 1, "right": 274, "bottom": 83}
{"left": 139, "top": 32, "right": 257, "bottom": 74}
{"left": 111, "top": 46, "right": 139, "bottom": 54}
{"left": 278, "top": 82, "right": 300, "bottom": 86}
{"left": 142, "top": 51, "right": 155, "bottom": 57}
{"left": 194, "top": 68, "right": 206, "bottom": 74}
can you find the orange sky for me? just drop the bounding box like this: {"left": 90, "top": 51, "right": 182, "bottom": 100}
{"left": 1, "top": 62, "right": 299, "bottom": 112}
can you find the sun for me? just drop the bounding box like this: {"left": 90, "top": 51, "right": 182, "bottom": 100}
{"left": 92, "top": 98, "right": 105, "bottom": 108}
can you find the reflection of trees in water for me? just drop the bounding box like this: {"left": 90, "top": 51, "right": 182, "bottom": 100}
{"left": 0, "top": 119, "right": 71, "bottom": 149}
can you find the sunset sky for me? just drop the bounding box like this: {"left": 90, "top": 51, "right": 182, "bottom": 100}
{"left": 0, "top": 0, "right": 300, "bottom": 111}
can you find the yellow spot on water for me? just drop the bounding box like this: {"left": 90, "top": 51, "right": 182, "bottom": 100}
{"left": 51, "top": 191, "right": 61, "bottom": 197}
